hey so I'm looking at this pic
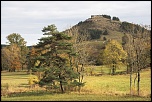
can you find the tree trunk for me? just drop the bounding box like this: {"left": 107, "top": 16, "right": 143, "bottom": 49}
{"left": 134, "top": 73, "right": 137, "bottom": 88}
{"left": 69, "top": 54, "right": 73, "bottom": 70}
{"left": 127, "top": 64, "right": 129, "bottom": 74}
{"left": 112, "top": 67, "right": 114, "bottom": 75}
{"left": 22, "top": 64, "right": 24, "bottom": 70}
{"left": 130, "top": 70, "right": 132, "bottom": 95}
{"left": 59, "top": 74, "right": 64, "bottom": 93}
{"left": 80, "top": 64, "right": 84, "bottom": 83}
{"left": 130, "top": 61, "right": 134, "bottom": 95}
{"left": 137, "top": 67, "right": 140, "bottom": 96}
{"left": 59, "top": 81, "right": 64, "bottom": 93}
{"left": 112, "top": 62, "right": 115, "bottom": 75}
{"left": 136, "top": 50, "right": 140, "bottom": 96}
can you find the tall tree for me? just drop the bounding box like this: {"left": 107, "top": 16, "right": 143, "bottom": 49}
{"left": 34, "top": 24, "right": 83, "bottom": 93}
{"left": 1, "top": 44, "right": 21, "bottom": 72}
{"left": 102, "top": 39, "right": 127, "bottom": 75}
{"left": 1, "top": 47, "right": 11, "bottom": 71}
{"left": 6, "top": 33, "right": 29, "bottom": 70}
{"left": 66, "top": 27, "right": 91, "bottom": 92}
{"left": 26, "top": 46, "right": 38, "bottom": 73}
{"left": 122, "top": 33, "right": 135, "bottom": 95}
{"left": 122, "top": 25, "right": 151, "bottom": 96}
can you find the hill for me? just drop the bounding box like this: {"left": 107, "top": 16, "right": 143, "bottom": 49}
{"left": 64, "top": 14, "right": 150, "bottom": 43}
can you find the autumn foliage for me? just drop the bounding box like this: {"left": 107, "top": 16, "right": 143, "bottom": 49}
{"left": 2, "top": 44, "right": 21, "bottom": 71}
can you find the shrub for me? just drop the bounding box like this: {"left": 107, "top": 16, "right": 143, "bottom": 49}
{"left": 103, "top": 37, "right": 107, "bottom": 41}
{"left": 102, "top": 14, "right": 111, "bottom": 20}
{"left": 112, "top": 17, "right": 120, "bottom": 21}
{"left": 103, "top": 30, "right": 109, "bottom": 35}
{"left": 28, "top": 76, "right": 39, "bottom": 88}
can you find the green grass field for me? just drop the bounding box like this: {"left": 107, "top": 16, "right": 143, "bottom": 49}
{"left": 1, "top": 93, "right": 151, "bottom": 101}
{"left": 1, "top": 67, "right": 151, "bottom": 101}
{"left": 85, "top": 64, "right": 127, "bottom": 75}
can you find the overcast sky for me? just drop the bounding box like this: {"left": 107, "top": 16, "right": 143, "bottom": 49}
{"left": 1, "top": 1, "right": 151, "bottom": 46}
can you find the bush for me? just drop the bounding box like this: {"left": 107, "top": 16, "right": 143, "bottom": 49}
{"left": 28, "top": 76, "right": 39, "bottom": 88}
{"left": 103, "top": 30, "right": 109, "bottom": 35}
{"left": 112, "top": 16, "right": 120, "bottom": 21}
{"left": 103, "top": 37, "right": 107, "bottom": 41}
{"left": 88, "top": 29, "right": 102, "bottom": 39}
{"left": 102, "top": 14, "right": 111, "bottom": 20}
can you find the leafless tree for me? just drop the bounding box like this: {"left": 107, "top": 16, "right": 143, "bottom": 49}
{"left": 122, "top": 24, "right": 151, "bottom": 96}
{"left": 66, "top": 26, "right": 91, "bottom": 92}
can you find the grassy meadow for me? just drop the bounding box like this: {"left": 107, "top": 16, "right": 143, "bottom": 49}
{"left": 1, "top": 66, "right": 151, "bottom": 101}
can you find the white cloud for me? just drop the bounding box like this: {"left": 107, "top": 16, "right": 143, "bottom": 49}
{"left": 1, "top": 1, "right": 151, "bottom": 46}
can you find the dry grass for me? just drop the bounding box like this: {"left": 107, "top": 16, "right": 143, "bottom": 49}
{"left": 1, "top": 72, "right": 41, "bottom": 96}
{"left": 81, "top": 68, "right": 151, "bottom": 96}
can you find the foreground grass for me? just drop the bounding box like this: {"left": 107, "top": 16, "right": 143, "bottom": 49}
{"left": 1, "top": 92, "right": 151, "bottom": 101}
{"left": 1, "top": 68, "right": 151, "bottom": 101}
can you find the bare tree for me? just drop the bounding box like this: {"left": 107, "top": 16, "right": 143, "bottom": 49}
{"left": 66, "top": 26, "right": 91, "bottom": 92}
{"left": 122, "top": 24, "right": 151, "bottom": 96}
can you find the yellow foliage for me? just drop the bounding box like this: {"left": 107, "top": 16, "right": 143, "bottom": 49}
{"left": 103, "top": 39, "right": 127, "bottom": 64}
{"left": 35, "top": 60, "right": 40, "bottom": 66}
{"left": 28, "top": 76, "right": 39, "bottom": 85}
{"left": 2, "top": 44, "right": 22, "bottom": 71}
{"left": 59, "top": 53, "right": 69, "bottom": 59}
{"left": 30, "top": 47, "right": 37, "bottom": 56}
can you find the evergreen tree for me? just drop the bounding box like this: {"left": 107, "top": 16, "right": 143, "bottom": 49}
{"left": 34, "top": 24, "right": 83, "bottom": 93}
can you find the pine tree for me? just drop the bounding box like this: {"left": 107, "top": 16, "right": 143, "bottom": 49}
{"left": 34, "top": 24, "right": 83, "bottom": 93}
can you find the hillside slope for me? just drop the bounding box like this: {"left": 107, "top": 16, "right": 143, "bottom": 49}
{"left": 64, "top": 15, "right": 150, "bottom": 44}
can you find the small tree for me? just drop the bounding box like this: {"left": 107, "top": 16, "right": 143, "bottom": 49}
{"left": 102, "top": 39, "right": 127, "bottom": 75}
